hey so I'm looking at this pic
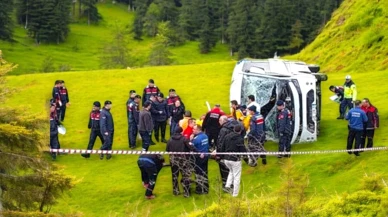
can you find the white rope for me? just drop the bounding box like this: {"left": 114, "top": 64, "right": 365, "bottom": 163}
{"left": 50, "top": 146, "right": 388, "bottom": 156}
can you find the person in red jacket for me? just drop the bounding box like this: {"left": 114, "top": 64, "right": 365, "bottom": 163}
{"left": 360, "top": 98, "right": 379, "bottom": 148}
{"left": 202, "top": 104, "right": 225, "bottom": 150}
{"left": 182, "top": 118, "right": 195, "bottom": 139}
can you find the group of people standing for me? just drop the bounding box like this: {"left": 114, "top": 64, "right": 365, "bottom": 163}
{"left": 329, "top": 75, "right": 380, "bottom": 156}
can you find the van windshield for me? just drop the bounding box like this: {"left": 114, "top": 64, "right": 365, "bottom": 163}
{"left": 241, "top": 74, "right": 294, "bottom": 141}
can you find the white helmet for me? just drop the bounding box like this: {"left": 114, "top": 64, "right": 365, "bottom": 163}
{"left": 345, "top": 75, "right": 351, "bottom": 80}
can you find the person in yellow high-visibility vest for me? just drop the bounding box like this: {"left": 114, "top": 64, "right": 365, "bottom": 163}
{"left": 339, "top": 75, "right": 357, "bottom": 119}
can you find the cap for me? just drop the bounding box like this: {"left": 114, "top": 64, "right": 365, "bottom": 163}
{"left": 345, "top": 75, "right": 351, "bottom": 80}
{"left": 93, "top": 101, "right": 101, "bottom": 107}
{"left": 276, "top": 100, "right": 284, "bottom": 106}
{"left": 215, "top": 104, "right": 221, "bottom": 107}
{"left": 129, "top": 90, "right": 136, "bottom": 94}
{"left": 104, "top": 100, "right": 112, "bottom": 105}
{"left": 143, "top": 101, "right": 152, "bottom": 108}
{"left": 248, "top": 105, "right": 257, "bottom": 112}
{"left": 135, "top": 94, "right": 141, "bottom": 99}
{"left": 169, "top": 88, "right": 176, "bottom": 92}
{"left": 241, "top": 105, "right": 247, "bottom": 109}
{"left": 149, "top": 79, "right": 154, "bottom": 84}
{"left": 157, "top": 93, "right": 164, "bottom": 98}
{"left": 329, "top": 85, "right": 335, "bottom": 90}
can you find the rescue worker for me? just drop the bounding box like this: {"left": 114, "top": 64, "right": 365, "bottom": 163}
{"left": 190, "top": 125, "right": 209, "bottom": 195}
{"left": 126, "top": 90, "right": 137, "bottom": 118}
{"left": 82, "top": 101, "right": 104, "bottom": 158}
{"left": 214, "top": 116, "right": 234, "bottom": 188}
{"left": 361, "top": 98, "right": 379, "bottom": 148}
{"left": 142, "top": 79, "right": 160, "bottom": 104}
{"left": 137, "top": 154, "right": 165, "bottom": 199}
{"left": 276, "top": 100, "right": 292, "bottom": 158}
{"left": 346, "top": 100, "right": 368, "bottom": 156}
{"left": 52, "top": 80, "right": 62, "bottom": 120}
{"left": 247, "top": 106, "right": 267, "bottom": 165}
{"left": 100, "top": 100, "right": 114, "bottom": 160}
{"left": 339, "top": 75, "right": 357, "bottom": 119}
{"left": 247, "top": 95, "right": 261, "bottom": 112}
{"left": 128, "top": 95, "right": 141, "bottom": 149}
{"left": 166, "top": 88, "right": 185, "bottom": 111}
{"left": 166, "top": 127, "right": 194, "bottom": 197}
{"left": 139, "top": 101, "right": 154, "bottom": 151}
{"left": 179, "top": 110, "right": 192, "bottom": 131}
{"left": 169, "top": 100, "right": 185, "bottom": 137}
{"left": 49, "top": 99, "right": 60, "bottom": 160}
{"left": 153, "top": 93, "right": 169, "bottom": 143}
{"left": 59, "top": 80, "right": 69, "bottom": 122}
{"left": 329, "top": 85, "right": 345, "bottom": 119}
{"left": 229, "top": 100, "right": 244, "bottom": 120}
{"left": 202, "top": 104, "right": 225, "bottom": 150}
{"left": 149, "top": 95, "right": 158, "bottom": 145}
{"left": 221, "top": 125, "right": 249, "bottom": 197}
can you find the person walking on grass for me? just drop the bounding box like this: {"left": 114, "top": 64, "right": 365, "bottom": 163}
{"left": 346, "top": 100, "right": 368, "bottom": 156}
{"left": 360, "top": 98, "right": 379, "bottom": 148}
{"left": 82, "top": 101, "right": 104, "bottom": 158}
{"left": 49, "top": 99, "right": 60, "bottom": 160}
{"left": 166, "top": 127, "right": 195, "bottom": 197}
{"left": 138, "top": 154, "right": 165, "bottom": 200}
{"left": 100, "top": 100, "right": 114, "bottom": 160}
{"left": 139, "top": 101, "right": 154, "bottom": 151}
{"left": 59, "top": 80, "right": 70, "bottom": 122}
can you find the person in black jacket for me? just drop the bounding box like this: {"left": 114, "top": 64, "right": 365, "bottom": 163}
{"left": 49, "top": 99, "right": 60, "bottom": 160}
{"left": 166, "top": 127, "right": 195, "bottom": 197}
{"left": 276, "top": 100, "right": 292, "bottom": 158}
{"left": 59, "top": 80, "right": 70, "bottom": 122}
{"left": 139, "top": 101, "right": 154, "bottom": 151}
{"left": 166, "top": 88, "right": 185, "bottom": 111}
{"left": 361, "top": 98, "right": 379, "bottom": 148}
{"left": 221, "top": 125, "right": 248, "bottom": 197}
{"left": 128, "top": 95, "right": 141, "bottom": 149}
{"left": 137, "top": 154, "right": 165, "bottom": 199}
{"left": 142, "top": 79, "right": 160, "bottom": 104}
{"left": 169, "top": 100, "right": 185, "bottom": 137}
{"left": 153, "top": 93, "right": 169, "bottom": 143}
{"left": 100, "top": 100, "right": 114, "bottom": 160}
{"left": 329, "top": 85, "right": 345, "bottom": 119}
{"left": 52, "top": 80, "right": 62, "bottom": 120}
{"left": 82, "top": 101, "right": 104, "bottom": 158}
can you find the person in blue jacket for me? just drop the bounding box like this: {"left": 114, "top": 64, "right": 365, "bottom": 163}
{"left": 100, "top": 100, "right": 114, "bottom": 160}
{"left": 276, "top": 100, "right": 292, "bottom": 158}
{"left": 346, "top": 100, "right": 368, "bottom": 156}
{"left": 190, "top": 125, "right": 209, "bottom": 194}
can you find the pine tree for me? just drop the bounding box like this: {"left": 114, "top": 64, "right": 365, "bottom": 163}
{"left": 132, "top": 0, "right": 148, "bottom": 40}
{"left": 0, "top": 55, "right": 73, "bottom": 213}
{"left": 288, "top": 19, "right": 304, "bottom": 53}
{"left": 83, "top": 0, "right": 102, "bottom": 25}
{"left": 144, "top": 3, "right": 161, "bottom": 37}
{"left": 0, "top": 0, "right": 14, "bottom": 41}
{"left": 226, "top": 0, "right": 259, "bottom": 59}
{"left": 149, "top": 30, "right": 172, "bottom": 66}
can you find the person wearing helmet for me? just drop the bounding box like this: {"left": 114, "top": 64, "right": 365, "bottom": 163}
{"left": 82, "top": 101, "right": 105, "bottom": 158}
{"left": 339, "top": 75, "right": 357, "bottom": 119}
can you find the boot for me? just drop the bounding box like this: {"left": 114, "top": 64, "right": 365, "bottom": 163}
{"left": 336, "top": 114, "right": 344, "bottom": 119}
{"left": 262, "top": 159, "right": 267, "bottom": 165}
{"left": 100, "top": 154, "right": 104, "bottom": 160}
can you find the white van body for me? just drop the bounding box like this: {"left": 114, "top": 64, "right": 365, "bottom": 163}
{"left": 230, "top": 58, "right": 328, "bottom": 144}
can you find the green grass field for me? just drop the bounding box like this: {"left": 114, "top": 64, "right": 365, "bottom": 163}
{"left": 0, "top": 2, "right": 233, "bottom": 75}
{"left": 5, "top": 61, "right": 388, "bottom": 216}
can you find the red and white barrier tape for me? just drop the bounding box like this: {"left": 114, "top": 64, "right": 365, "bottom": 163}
{"left": 50, "top": 147, "right": 388, "bottom": 156}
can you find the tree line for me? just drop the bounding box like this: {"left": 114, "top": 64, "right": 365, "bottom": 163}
{"left": 0, "top": 0, "right": 101, "bottom": 44}
{"left": 124, "top": 0, "right": 342, "bottom": 58}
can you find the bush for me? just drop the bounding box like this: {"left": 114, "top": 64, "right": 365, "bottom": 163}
{"left": 41, "top": 57, "right": 55, "bottom": 73}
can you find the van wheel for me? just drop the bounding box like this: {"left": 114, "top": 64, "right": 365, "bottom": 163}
{"left": 314, "top": 73, "right": 328, "bottom": 82}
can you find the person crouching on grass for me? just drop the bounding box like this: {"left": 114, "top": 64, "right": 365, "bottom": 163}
{"left": 137, "top": 154, "right": 165, "bottom": 200}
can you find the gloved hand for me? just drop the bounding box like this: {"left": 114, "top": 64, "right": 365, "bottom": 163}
{"left": 159, "top": 111, "right": 163, "bottom": 114}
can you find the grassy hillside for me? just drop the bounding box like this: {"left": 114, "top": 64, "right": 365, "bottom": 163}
{"left": 5, "top": 61, "right": 388, "bottom": 216}
{"left": 292, "top": 0, "right": 388, "bottom": 73}
{"left": 0, "top": 2, "right": 233, "bottom": 75}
